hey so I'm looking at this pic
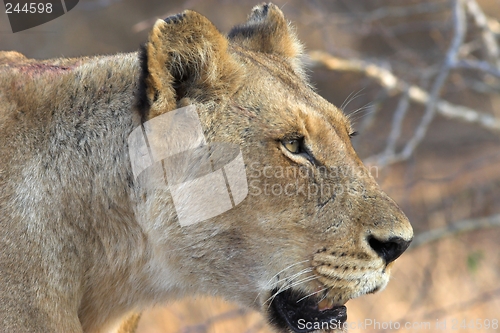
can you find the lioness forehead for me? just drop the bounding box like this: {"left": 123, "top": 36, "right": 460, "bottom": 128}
{"left": 223, "top": 52, "right": 356, "bottom": 169}
{"left": 231, "top": 49, "right": 353, "bottom": 139}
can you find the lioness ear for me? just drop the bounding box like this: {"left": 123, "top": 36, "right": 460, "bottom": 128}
{"left": 140, "top": 11, "right": 241, "bottom": 120}
{"left": 228, "top": 3, "right": 304, "bottom": 75}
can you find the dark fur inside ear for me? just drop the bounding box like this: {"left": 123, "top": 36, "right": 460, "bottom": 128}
{"left": 136, "top": 44, "right": 150, "bottom": 123}
{"left": 164, "top": 13, "right": 185, "bottom": 24}
{"left": 228, "top": 3, "right": 303, "bottom": 63}
{"left": 140, "top": 11, "right": 241, "bottom": 120}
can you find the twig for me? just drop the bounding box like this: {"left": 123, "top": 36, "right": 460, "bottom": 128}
{"left": 487, "top": 17, "right": 500, "bottom": 35}
{"left": 391, "top": 286, "right": 500, "bottom": 332}
{"left": 420, "top": 287, "right": 500, "bottom": 320}
{"left": 359, "top": 2, "right": 448, "bottom": 23}
{"left": 378, "top": 90, "right": 410, "bottom": 167}
{"left": 398, "top": 0, "right": 467, "bottom": 161}
{"left": 465, "top": 0, "right": 500, "bottom": 67}
{"left": 305, "top": 1, "right": 447, "bottom": 28}
{"left": 455, "top": 59, "right": 500, "bottom": 78}
{"left": 409, "top": 214, "right": 500, "bottom": 249}
{"left": 308, "top": 50, "right": 500, "bottom": 133}
{"left": 384, "top": 151, "right": 500, "bottom": 191}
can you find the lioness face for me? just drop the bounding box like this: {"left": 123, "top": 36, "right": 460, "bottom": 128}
{"left": 139, "top": 4, "right": 413, "bottom": 333}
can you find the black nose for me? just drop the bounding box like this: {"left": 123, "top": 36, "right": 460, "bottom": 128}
{"left": 368, "top": 236, "right": 412, "bottom": 264}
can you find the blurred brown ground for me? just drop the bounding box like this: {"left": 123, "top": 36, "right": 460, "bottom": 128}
{"left": 2, "top": 1, "right": 500, "bottom": 332}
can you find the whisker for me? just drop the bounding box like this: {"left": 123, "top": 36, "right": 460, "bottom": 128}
{"left": 271, "top": 268, "right": 313, "bottom": 289}
{"left": 265, "top": 275, "right": 319, "bottom": 307}
{"left": 340, "top": 90, "right": 356, "bottom": 110}
{"left": 265, "top": 259, "right": 309, "bottom": 288}
{"left": 296, "top": 287, "right": 328, "bottom": 303}
{"left": 253, "top": 260, "right": 310, "bottom": 306}
{"left": 349, "top": 103, "right": 373, "bottom": 115}
{"left": 347, "top": 103, "right": 373, "bottom": 119}
{"left": 348, "top": 107, "right": 377, "bottom": 123}
{"left": 264, "top": 285, "right": 288, "bottom": 307}
{"left": 259, "top": 268, "right": 312, "bottom": 305}
{"left": 319, "top": 289, "right": 329, "bottom": 303}
{"left": 284, "top": 275, "right": 319, "bottom": 292}
{"left": 341, "top": 88, "right": 365, "bottom": 111}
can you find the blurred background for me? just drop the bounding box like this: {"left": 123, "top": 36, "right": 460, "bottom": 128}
{"left": 2, "top": 0, "right": 500, "bottom": 332}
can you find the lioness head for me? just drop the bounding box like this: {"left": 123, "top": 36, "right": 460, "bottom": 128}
{"left": 135, "top": 4, "right": 413, "bottom": 333}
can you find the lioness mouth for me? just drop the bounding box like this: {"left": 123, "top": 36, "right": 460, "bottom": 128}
{"left": 269, "top": 288, "right": 347, "bottom": 333}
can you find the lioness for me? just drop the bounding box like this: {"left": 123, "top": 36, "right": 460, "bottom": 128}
{"left": 0, "top": 3, "right": 413, "bottom": 333}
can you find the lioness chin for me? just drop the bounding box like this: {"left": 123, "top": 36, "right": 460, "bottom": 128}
{"left": 0, "top": 3, "right": 412, "bottom": 333}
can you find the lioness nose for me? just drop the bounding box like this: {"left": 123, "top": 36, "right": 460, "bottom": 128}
{"left": 368, "top": 236, "right": 412, "bottom": 264}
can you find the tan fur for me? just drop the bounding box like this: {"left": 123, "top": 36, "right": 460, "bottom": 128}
{"left": 0, "top": 4, "right": 412, "bottom": 333}
{"left": 116, "top": 313, "right": 141, "bottom": 333}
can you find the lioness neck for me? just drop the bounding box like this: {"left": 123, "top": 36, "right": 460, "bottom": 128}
{"left": 0, "top": 52, "right": 176, "bottom": 332}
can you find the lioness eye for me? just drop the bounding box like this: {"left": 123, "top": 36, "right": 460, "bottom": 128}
{"left": 283, "top": 139, "right": 300, "bottom": 154}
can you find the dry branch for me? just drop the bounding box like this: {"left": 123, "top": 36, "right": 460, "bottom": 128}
{"left": 379, "top": 90, "right": 410, "bottom": 167}
{"left": 397, "top": 0, "right": 467, "bottom": 164}
{"left": 465, "top": 0, "right": 500, "bottom": 67}
{"left": 455, "top": 59, "right": 500, "bottom": 78}
{"left": 409, "top": 214, "right": 500, "bottom": 249}
{"left": 307, "top": 51, "right": 500, "bottom": 132}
